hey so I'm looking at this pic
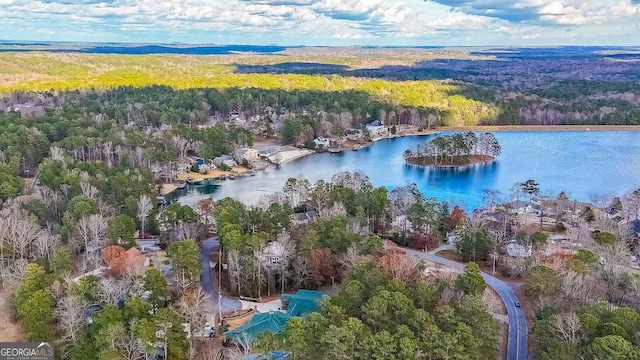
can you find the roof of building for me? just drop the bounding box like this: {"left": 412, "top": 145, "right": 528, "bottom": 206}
{"left": 367, "top": 120, "right": 384, "bottom": 127}
{"left": 630, "top": 219, "right": 640, "bottom": 234}
{"left": 224, "top": 311, "right": 292, "bottom": 345}
{"left": 506, "top": 201, "right": 541, "bottom": 211}
{"left": 506, "top": 242, "right": 531, "bottom": 258}
{"left": 281, "top": 289, "right": 323, "bottom": 317}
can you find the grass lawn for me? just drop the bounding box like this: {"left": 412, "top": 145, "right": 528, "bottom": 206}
{"left": 435, "top": 249, "right": 462, "bottom": 262}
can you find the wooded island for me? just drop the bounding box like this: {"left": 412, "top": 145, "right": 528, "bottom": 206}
{"left": 404, "top": 132, "right": 501, "bottom": 167}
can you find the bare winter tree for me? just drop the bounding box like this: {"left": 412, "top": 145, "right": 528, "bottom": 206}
{"left": 173, "top": 285, "right": 211, "bottom": 360}
{"left": 80, "top": 181, "right": 99, "bottom": 199}
{"left": 88, "top": 213, "right": 108, "bottom": 247}
{"left": 292, "top": 256, "right": 312, "bottom": 289}
{"left": 57, "top": 295, "right": 87, "bottom": 348}
{"left": 173, "top": 136, "right": 191, "bottom": 159}
{"left": 76, "top": 215, "right": 92, "bottom": 268}
{"left": 33, "top": 229, "right": 59, "bottom": 262}
{"left": 623, "top": 189, "right": 640, "bottom": 220}
{"left": 173, "top": 223, "right": 204, "bottom": 243}
{"left": 117, "top": 329, "right": 147, "bottom": 360}
{"left": 227, "top": 250, "right": 242, "bottom": 295}
{"left": 50, "top": 146, "right": 65, "bottom": 161}
{"left": 99, "top": 278, "right": 127, "bottom": 304}
{"left": 202, "top": 347, "right": 224, "bottom": 360}
{"left": 550, "top": 312, "right": 583, "bottom": 344}
{"left": 137, "top": 195, "right": 153, "bottom": 239}
{"left": 7, "top": 213, "right": 41, "bottom": 260}
{"left": 0, "top": 258, "right": 28, "bottom": 288}
{"left": 598, "top": 242, "right": 631, "bottom": 306}
{"left": 559, "top": 271, "right": 601, "bottom": 308}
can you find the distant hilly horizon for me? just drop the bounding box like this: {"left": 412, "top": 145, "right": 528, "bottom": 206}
{"left": 0, "top": 41, "right": 639, "bottom": 56}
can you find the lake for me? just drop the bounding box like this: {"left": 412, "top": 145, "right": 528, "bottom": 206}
{"left": 173, "top": 131, "right": 640, "bottom": 211}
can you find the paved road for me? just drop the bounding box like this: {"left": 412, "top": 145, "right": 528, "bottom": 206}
{"left": 404, "top": 248, "right": 528, "bottom": 360}
{"left": 200, "top": 238, "right": 242, "bottom": 314}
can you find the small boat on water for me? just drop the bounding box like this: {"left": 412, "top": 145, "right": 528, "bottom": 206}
{"left": 249, "top": 171, "right": 256, "bottom": 176}
{"left": 229, "top": 175, "right": 236, "bottom": 180}
{"left": 352, "top": 144, "right": 362, "bottom": 151}
{"left": 176, "top": 180, "right": 186, "bottom": 189}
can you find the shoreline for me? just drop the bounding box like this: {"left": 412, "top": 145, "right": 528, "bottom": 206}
{"left": 406, "top": 155, "right": 496, "bottom": 168}
{"left": 442, "top": 125, "right": 640, "bottom": 131}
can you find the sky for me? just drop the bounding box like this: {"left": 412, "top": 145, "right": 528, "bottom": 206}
{"left": 0, "top": 0, "right": 639, "bottom": 46}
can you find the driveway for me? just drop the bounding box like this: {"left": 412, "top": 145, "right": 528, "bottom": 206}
{"left": 200, "top": 238, "right": 242, "bottom": 314}
{"left": 404, "top": 247, "right": 529, "bottom": 360}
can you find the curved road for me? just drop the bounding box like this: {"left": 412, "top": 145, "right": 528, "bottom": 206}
{"left": 200, "top": 238, "right": 242, "bottom": 313}
{"left": 404, "top": 247, "right": 528, "bottom": 360}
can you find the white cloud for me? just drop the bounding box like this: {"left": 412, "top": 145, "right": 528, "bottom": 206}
{"left": 0, "top": 0, "right": 639, "bottom": 45}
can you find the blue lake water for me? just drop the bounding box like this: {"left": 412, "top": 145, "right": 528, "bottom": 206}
{"left": 174, "top": 131, "right": 640, "bottom": 211}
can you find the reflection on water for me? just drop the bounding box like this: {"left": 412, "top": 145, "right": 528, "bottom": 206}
{"left": 174, "top": 131, "right": 640, "bottom": 211}
{"left": 168, "top": 181, "right": 220, "bottom": 205}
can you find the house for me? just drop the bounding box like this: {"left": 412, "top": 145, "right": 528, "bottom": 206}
{"left": 291, "top": 210, "right": 318, "bottom": 225}
{"left": 345, "top": 129, "right": 362, "bottom": 141}
{"left": 313, "top": 137, "right": 330, "bottom": 148}
{"left": 212, "top": 154, "right": 237, "bottom": 168}
{"left": 224, "top": 311, "right": 293, "bottom": 347}
{"left": 506, "top": 201, "right": 542, "bottom": 216}
{"left": 233, "top": 148, "right": 259, "bottom": 164}
{"left": 366, "top": 120, "right": 387, "bottom": 136}
{"left": 506, "top": 242, "right": 532, "bottom": 258}
{"left": 281, "top": 290, "right": 323, "bottom": 317}
{"left": 260, "top": 241, "right": 286, "bottom": 268}
{"left": 629, "top": 219, "right": 640, "bottom": 238}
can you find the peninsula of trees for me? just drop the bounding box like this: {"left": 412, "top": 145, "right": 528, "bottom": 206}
{"left": 403, "top": 132, "right": 501, "bottom": 167}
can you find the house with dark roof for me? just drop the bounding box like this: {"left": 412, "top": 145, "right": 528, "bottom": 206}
{"left": 629, "top": 219, "right": 640, "bottom": 238}
{"left": 366, "top": 120, "right": 387, "bottom": 136}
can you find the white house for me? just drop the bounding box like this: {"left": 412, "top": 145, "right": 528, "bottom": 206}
{"left": 313, "top": 137, "right": 331, "bottom": 148}
{"left": 506, "top": 242, "right": 532, "bottom": 258}
{"left": 260, "top": 242, "right": 285, "bottom": 268}
{"left": 366, "top": 120, "right": 387, "bottom": 137}
{"left": 233, "top": 148, "right": 260, "bottom": 164}
{"left": 506, "top": 201, "right": 542, "bottom": 216}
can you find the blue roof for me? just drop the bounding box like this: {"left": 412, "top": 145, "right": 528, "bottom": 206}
{"left": 224, "top": 311, "right": 292, "bottom": 345}
{"left": 281, "top": 290, "right": 323, "bottom": 317}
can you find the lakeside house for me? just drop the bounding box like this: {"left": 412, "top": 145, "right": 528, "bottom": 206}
{"left": 213, "top": 154, "right": 237, "bottom": 168}
{"left": 313, "top": 137, "right": 331, "bottom": 148}
{"left": 292, "top": 210, "right": 319, "bottom": 225}
{"left": 506, "top": 201, "right": 542, "bottom": 216}
{"left": 366, "top": 120, "right": 387, "bottom": 137}
{"left": 233, "top": 148, "right": 260, "bottom": 164}
{"left": 346, "top": 129, "right": 362, "bottom": 141}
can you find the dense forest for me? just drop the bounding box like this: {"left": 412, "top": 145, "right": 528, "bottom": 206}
{"left": 3, "top": 48, "right": 640, "bottom": 125}
{"left": 254, "top": 262, "right": 497, "bottom": 360}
